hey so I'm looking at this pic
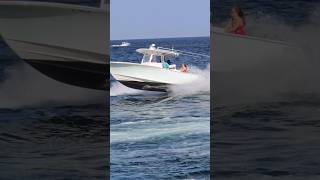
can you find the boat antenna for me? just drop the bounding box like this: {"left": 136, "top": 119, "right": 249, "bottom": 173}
{"left": 158, "top": 47, "right": 209, "bottom": 59}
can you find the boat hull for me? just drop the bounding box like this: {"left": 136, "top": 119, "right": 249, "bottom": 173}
{"left": 110, "top": 62, "right": 199, "bottom": 91}
{"left": 212, "top": 27, "right": 303, "bottom": 105}
{"left": 212, "top": 27, "right": 297, "bottom": 72}
{"left": 118, "top": 80, "right": 168, "bottom": 92}
{"left": 0, "top": 1, "right": 109, "bottom": 90}
{"left": 26, "top": 59, "right": 108, "bottom": 90}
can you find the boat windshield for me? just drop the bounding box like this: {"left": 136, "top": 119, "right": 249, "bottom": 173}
{"left": 150, "top": 55, "right": 158, "bottom": 62}
{"left": 142, "top": 54, "right": 150, "bottom": 63}
{"left": 142, "top": 54, "right": 160, "bottom": 63}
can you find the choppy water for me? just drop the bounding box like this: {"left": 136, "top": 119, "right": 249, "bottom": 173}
{"left": 110, "top": 37, "right": 210, "bottom": 179}
{"left": 0, "top": 1, "right": 108, "bottom": 179}
{"left": 212, "top": 0, "right": 320, "bottom": 179}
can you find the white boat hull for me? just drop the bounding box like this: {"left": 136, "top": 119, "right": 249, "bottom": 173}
{"left": 212, "top": 27, "right": 297, "bottom": 72}
{"left": 110, "top": 62, "right": 199, "bottom": 91}
{"left": 0, "top": 1, "right": 109, "bottom": 90}
{"left": 212, "top": 26, "right": 303, "bottom": 105}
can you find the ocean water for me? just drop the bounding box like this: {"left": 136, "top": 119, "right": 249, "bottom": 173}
{"left": 110, "top": 37, "right": 210, "bottom": 179}
{"left": 212, "top": 0, "right": 320, "bottom": 179}
{"left": 0, "top": 1, "right": 108, "bottom": 179}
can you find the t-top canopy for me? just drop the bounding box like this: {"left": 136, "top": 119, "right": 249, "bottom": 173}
{"left": 136, "top": 44, "right": 179, "bottom": 57}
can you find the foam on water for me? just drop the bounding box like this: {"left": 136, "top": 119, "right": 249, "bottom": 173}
{"left": 111, "top": 117, "right": 209, "bottom": 143}
{"left": 110, "top": 81, "right": 145, "bottom": 96}
{"left": 169, "top": 64, "right": 210, "bottom": 96}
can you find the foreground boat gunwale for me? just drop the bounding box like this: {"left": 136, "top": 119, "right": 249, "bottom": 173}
{"left": 0, "top": 0, "right": 109, "bottom": 90}
{"left": 0, "top": 1, "right": 107, "bottom": 12}
{"left": 212, "top": 27, "right": 297, "bottom": 48}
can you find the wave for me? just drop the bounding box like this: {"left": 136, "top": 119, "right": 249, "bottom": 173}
{"left": 110, "top": 117, "right": 209, "bottom": 143}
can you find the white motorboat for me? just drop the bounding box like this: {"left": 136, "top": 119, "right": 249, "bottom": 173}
{"left": 111, "top": 42, "right": 130, "bottom": 47}
{"left": 0, "top": 0, "right": 109, "bottom": 90}
{"left": 110, "top": 44, "right": 199, "bottom": 92}
{"left": 212, "top": 27, "right": 298, "bottom": 73}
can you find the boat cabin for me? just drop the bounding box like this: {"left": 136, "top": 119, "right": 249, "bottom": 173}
{"left": 136, "top": 44, "right": 179, "bottom": 69}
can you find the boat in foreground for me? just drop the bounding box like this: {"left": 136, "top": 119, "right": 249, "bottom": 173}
{"left": 212, "top": 27, "right": 299, "bottom": 73}
{"left": 111, "top": 44, "right": 199, "bottom": 92}
{"left": 212, "top": 26, "right": 303, "bottom": 105}
{"left": 0, "top": 0, "right": 109, "bottom": 90}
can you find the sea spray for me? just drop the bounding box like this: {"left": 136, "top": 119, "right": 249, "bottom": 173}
{"left": 169, "top": 64, "right": 210, "bottom": 96}
{"left": 110, "top": 81, "right": 144, "bottom": 96}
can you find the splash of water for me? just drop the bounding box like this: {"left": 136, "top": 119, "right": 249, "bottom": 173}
{"left": 0, "top": 62, "right": 106, "bottom": 109}
{"left": 110, "top": 81, "right": 144, "bottom": 96}
{"left": 169, "top": 64, "right": 210, "bottom": 96}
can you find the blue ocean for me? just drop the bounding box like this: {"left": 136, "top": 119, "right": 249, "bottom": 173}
{"left": 110, "top": 37, "right": 210, "bottom": 179}
{"left": 213, "top": 0, "right": 320, "bottom": 179}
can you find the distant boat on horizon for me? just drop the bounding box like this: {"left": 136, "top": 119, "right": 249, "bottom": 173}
{"left": 111, "top": 42, "right": 131, "bottom": 48}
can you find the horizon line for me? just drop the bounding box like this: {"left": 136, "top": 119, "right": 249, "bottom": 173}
{"left": 110, "top": 35, "right": 210, "bottom": 41}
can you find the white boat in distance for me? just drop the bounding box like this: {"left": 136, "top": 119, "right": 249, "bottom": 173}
{"left": 0, "top": 0, "right": 109, "bottom": 90}
{"left": 110, "top": 44, "right": 199, "bottom": 92}
{"left": 112, "top": 42, "right": 130, "bottom": 47}
{"left": 212, "top": 27, "right": 298, "bottom": 73}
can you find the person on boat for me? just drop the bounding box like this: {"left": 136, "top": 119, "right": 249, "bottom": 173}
{"left": 180, "top": 64, "right": 187, "bottom": 73}
{"left": 224, "top": 6, "right": 246, "bottom": 35}
{"left": 165, "top": 59, "right": 177, "bottom": 70}
{"left": 162, "top": 61, "right": 170, "bottom": 69}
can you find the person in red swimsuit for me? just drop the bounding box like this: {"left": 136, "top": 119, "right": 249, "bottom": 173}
{"left": 180, "top": 64, "right": 187, "bottom": 73}
{"left": 224, "top": 6, "right": 246, "bottom": 35}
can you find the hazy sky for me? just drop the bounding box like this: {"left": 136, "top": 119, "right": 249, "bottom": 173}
{"left": 111, "top": 0, "right": 210, "bottom": 40}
